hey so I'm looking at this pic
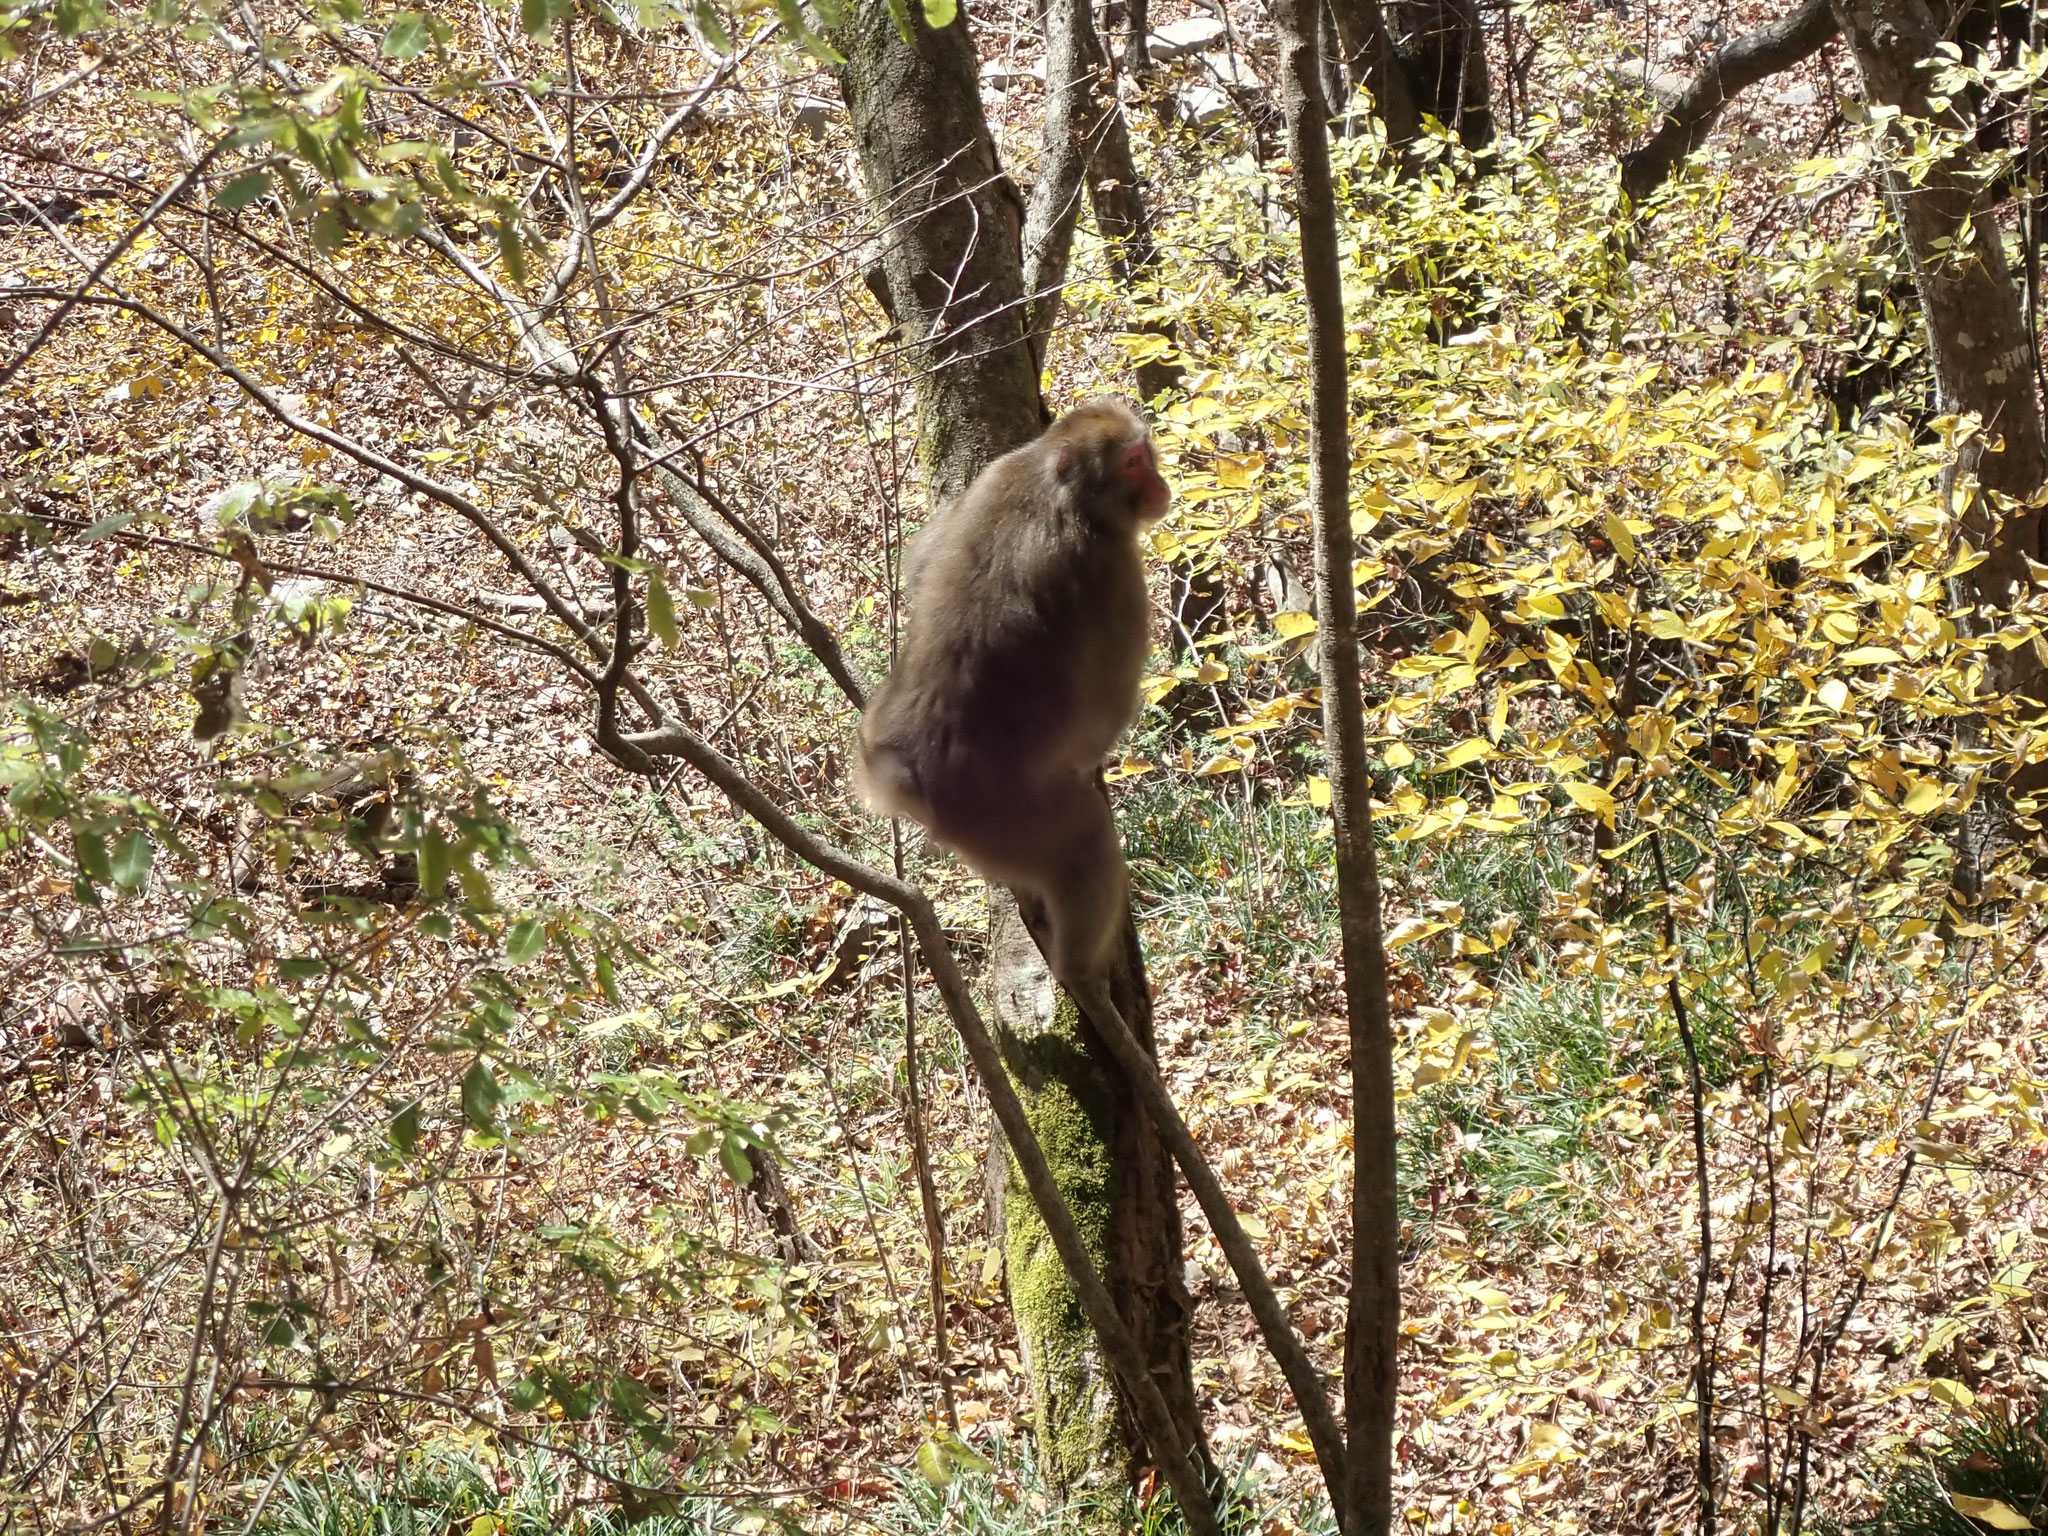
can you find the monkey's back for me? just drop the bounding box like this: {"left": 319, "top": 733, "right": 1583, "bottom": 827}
{"left": 862, "top": 449, "right": 1150, "bottom": 820}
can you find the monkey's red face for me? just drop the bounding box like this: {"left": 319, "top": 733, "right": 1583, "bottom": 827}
{"left": 1121, "top": 437, "right": 1172, "bottom": 521}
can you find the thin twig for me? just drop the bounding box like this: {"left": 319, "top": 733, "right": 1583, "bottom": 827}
{"left": 1650, "top": 830, "right": 1717, "bottom": 1536}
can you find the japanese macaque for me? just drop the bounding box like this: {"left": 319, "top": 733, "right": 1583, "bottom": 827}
{"left": 857, "top": 398, "right": 1172, "bottom": 987}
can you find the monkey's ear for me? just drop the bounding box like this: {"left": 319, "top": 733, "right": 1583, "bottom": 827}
{"left": 1053, "top": 442, "right": 1080, "bottom": 479}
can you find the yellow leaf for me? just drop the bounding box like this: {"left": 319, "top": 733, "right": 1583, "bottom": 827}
{"left": 1215, "top": 451, "right": 1264, "bottom": 488}
{"left": 1374, "top": 428, "right": 1425, "bottom": 461}
{"left": 1308, "top": 774, "right": 1331, "bottom": 807}
{"left": 1192, "top": 753, "right": 1244, "bottom": 776}
{"left": 1523, "top": 592, "right": 1567, "bottom": 621}
{"left": 1383, "top": 742, "right": 1415, "bottom": 769}
{"left": 1442, "top": 738, "right": 1489, "bottom": 769}
{"left": 1927, "top": 1377, "right": 1976, "bottom": 1408}
{"left": 1817, "top": 677, "right": 1849, "bottom": 712}
{"left": 1461, "top": 611, "right": 1491, "bottom": 661}
{"left": 1951, "top": 1496, "right": 2031, "bottom": 1530}
{"left": 102, "top": 372, "right": 164, "bottom": 404}
{"left": 1903, "top": 780, "right": 1946, "bottom": 815}
{"left": 1839, "top": 646, "right": 1903, "bottom": 666}
{"left": 1195, "top": 658, "right": 1229, "bottom": 684}
{"left": 1385, "top": 918, "right": 1448, "bottom": 949}
{"left": 1274, "top": 610, "right": 1318, "bottom": 639}
{"left": 1821, "top": 611, "right": 1859, "bottom": 644}
{"left": 1602, "top": 512, "right": 1637, "bottom": 564}
{"left": 1561, "top": 781, "right": 1616, "bottom": 818}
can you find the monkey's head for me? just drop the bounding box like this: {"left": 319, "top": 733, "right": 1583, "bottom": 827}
{"left": 1048, "top": 398, "right": 1172, "bottom": 528}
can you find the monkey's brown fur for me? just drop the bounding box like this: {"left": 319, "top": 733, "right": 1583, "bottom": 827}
{"left": 857, "top": 398, "right": 1171, "bottom": 983}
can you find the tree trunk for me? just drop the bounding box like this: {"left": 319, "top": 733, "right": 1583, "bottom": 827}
{"left": 989, "top": 894, "right": 1211, "bottom": 1493}
{"left": 834, "top": 0, "right": 1209, "bottom": 1500}
{"left": 1326, "top": 0, "right": 1422, "bottom": 151}
{"left": 1268, "top": 0, "right": 1403, "bottom": 1532}
{"left": 1029, "top": 0, "right": 1234, "bottom": 704}
{"left": 1827, "top": 0, "right": 2048, "bottom": 713}
{"left": 1391, "top": 0, "right": 1493, "bottom": 149}
{"left": 836, "top": 0, "right": 1044, "bottom": 497}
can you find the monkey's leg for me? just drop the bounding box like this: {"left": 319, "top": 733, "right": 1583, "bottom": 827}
{"left": 1031, "top": 787, "right": 1130, "bottom": 985}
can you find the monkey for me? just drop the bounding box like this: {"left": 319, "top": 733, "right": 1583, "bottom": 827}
{"left": 856, "top": 397, "right": 1172, "bottom": 988}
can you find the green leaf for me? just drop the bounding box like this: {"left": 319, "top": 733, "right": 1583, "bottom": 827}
{"left": 919, "top": 0, "right": 954, "bottom": 26}
{"left": 417, "top": 825, "right": 450, "bottom": 901}
{"left": 505, "top": 918, "right": 546, "bottom": 966}
{"left": 507, "top": 1372, "right": 547, "bottom": 1410}
{"left": 389, "top": 1099, "right": 421, "bottom": 1155}
{"left": 311, "top": 206, "right": 347, "bottom": 254}
{"left": 216, "top": 168, "right": 273, "bottom": 211}
{"left": 380, "top": 11, "right": 432, "bottom": 55}
{"left": 915, "top": 1438, "right": 953, "bottom": 1488}
{"left": 461, "top": 1057, "right": 502, "bottom": 1130}
{"left": 496, "top": 217, "right": 528, "bottom": 286}
{"left": 769, "top": 0, "right": 841, "bottom": 59}
{"left": 74, "top": 828, "right": 111, "bottom": 886}
{"left": 52, "top": 0, "right": 108, "bottom": 36}
{"left": 690, "top": 0, "right": 730, "bottom": 49}
{"left": 645, "top": 568, "right": 679, "bottom": 648}
{"left": 718, "top": 1132, "right": 754, "bottom": 1184}
{"left": 109, "top": 830, "right": 152, "bottom": 891}
{"left": 77, "top": 511, "right": 136, "bottom": 543}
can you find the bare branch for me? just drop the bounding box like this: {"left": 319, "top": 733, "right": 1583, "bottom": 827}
{"left": 12, "top": 288, "right": 627, "bottom": 690}
{"left": 1620, "top": 0, "right": 1837, "bottom": 203}
{"left": 18, "top": 513, "right": 606, "bottom": 688}
{"left": 658, "top": 450, "right": 870, "bottom": 709}
{"left": 611, "top": 720, "right": 1215, "bottom": 1532}
{"left": 0, "top": 139, "right": 226, "bottom": 390}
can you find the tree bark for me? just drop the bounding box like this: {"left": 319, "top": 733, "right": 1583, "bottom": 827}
{"left": 990, "top": 895, "right": 1211, "bottom": 1494}
{"left": 1620, "top": 0, "right": 1837, "bottom": 202}
{"left": 1827, "top": 0, "right": 2048, "bottom": 707}
{"left": 1023, "top": 0, "right": 1122, "bottom": 367}
{"left": 1029, "top": 0, "right": 1234, "bottom": 696}
{"left": 834, "top": 0, "right": 1211, "bottom": 1504}
{"left": 1268, "top": 1, "right": 1402, "bottom": 1532}
{"left": 836, "top": 1, "right": 1045, "bottom": 496}
{"left": 1325, "top": 0, "right": 1422, "bottom": 151}
{"left": 1390, "top": 0, "right": 1493, "bottom": 149}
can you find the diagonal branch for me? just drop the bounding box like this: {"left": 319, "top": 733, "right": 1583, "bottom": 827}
{"left": 1620, "top": 0, "right": 1838, "bottom": 203}
{"left": 657, "top": 450, "right": 869, "bottom": 708}
{"left": 12, "top": 288, "right": 639, "bottom": 705}
{"left": 611, "top": 719, "right": 1217, "bottom": 1536}
{"left": 0, "top": 138, "right": 226, "bottom": 390}
{"left": 1070, "top": 977, "right": 1350, "bottom": 1499}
